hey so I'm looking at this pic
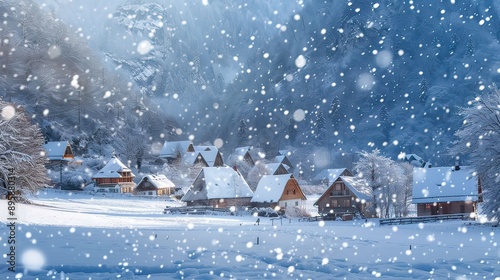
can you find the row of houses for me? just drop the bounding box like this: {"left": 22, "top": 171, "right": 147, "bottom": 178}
{"left": 43, "top": 141, "right": 481, "bottom": 218}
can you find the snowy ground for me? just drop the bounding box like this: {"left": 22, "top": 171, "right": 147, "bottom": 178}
{"left": 1, "top": 189, "right": 499, "bottom": 279}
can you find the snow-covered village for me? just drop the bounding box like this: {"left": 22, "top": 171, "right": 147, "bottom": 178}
{"left": 1, "top": 0, "right": 500, "bottom": 279}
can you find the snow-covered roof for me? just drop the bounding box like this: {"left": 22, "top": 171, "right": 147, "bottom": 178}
{"left": 314, "top": 168, "right": 351, "bottom": 184}
{"left": 412, "top": 166, "right": 478, "bottom": 204}
{"left": 405, "top": 153, "right": 431, "bottom": 168}
{"left": 138, "top": 174, "right": 175, "bottom": 189}
{"left": 278, "top": 150, "right": 290, "bottom": 156}
{"left": 181, "top": 166, "right": 253, "bottom": 201}
{"left": 182, "top": 150, "right": 221, "bottom": 167}
{"left": 93, "top": 157, "right": 134, "bottom": 179}
{"left": 194, "top": 145, "right": 218, "bottom": 152}
{"left": 264, "top": 163, "right": 289, "bottom": 175}
{"left": 199, "top": 150, "right": 221, "bottom": 167}
{"left": 159, "top": 141, "right": 192, "bottom": 159}
{"left": 43, "top": 141, "right": 73, "bottom": 160}
{"left": 275, "top": 155, "right": 285, "bottom": 163}
{"left": 340, "top": 176, "right": 372, "bottom": 202}
{"left": 251, "top": 174, "right": 294, "bottom": 203}
{"left": 235, "top": 146, "right": 250, "bottom": 157}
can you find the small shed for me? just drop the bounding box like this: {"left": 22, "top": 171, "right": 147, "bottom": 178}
{"left": 251, "top": 174, "right": 306, "bottom": 211}
{"left": 135, "top": 174, "right": 176, "bottom": 196}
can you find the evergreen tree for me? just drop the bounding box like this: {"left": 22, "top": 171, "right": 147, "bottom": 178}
{"left": 314, "top": 111, "right": 326, "bottom": 144}
{"left": 379, "top": 105, "right": 390, "bottom": 139}
{"left": 466, "top": 37, "right": 474, "bottom": 56}
{"left": 419, "top": 78, "right": 429, "bottom": 103}
{"left": 237, "top": 119, "right": 247, "bottom": 145}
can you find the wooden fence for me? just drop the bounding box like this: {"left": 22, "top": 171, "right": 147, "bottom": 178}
{"left": 379, "top": 213, "right": 472, "bottom": 226}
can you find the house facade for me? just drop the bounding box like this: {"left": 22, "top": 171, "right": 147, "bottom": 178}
{"left": 412, "top": 166, "right": 480, "bottom": 216}
{"left": 251, "top": 174, "right": 306, "bottom": 211}
{"left": 314, "top": 176, "right": 372, "bottom": 218}
{"left": 181, "top": 166, "right": 253, "bottom": 207}
{"left": 92, "top": 156, "right": 135, "bottom": 193}
{"left": 135, "top": 174, "right": 176, "bottom": 196}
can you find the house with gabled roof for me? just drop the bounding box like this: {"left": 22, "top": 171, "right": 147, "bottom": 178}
{"left": 251, "top": 174, "right": 306, "bottom": 211}
{"left": 262, "top": 162, "right": 289, "bottom": 175}
{"left": 274, "top": 155, "right": 294, "bottom": 173}
{"left": 135, "top": 174, "right": 177, "bottom": 196}
{"left": 182, "top": 150, "right": 224, "bottom": 167}
{"left": 43, "top": 141, "right": 75, "bottom": 161}
{"left": 314, "top": 175, "right": 372, "bottom": 218}
{"left": 412, "top": 166, "right": 480, "bottom": 216}
{"left": 313, "top": 168, "right": 353, "bottom": 186}
{"left": 181, "top": 166, "right": 254, "bottom": 208}
{"left": 160, "top": 141, "right": 194, "bottom": 162}
{"left": 233, "top": 146, "right": 255, "bottom": 167}
{"left": 92, "top": 156, "right": 135, "bottom": 193}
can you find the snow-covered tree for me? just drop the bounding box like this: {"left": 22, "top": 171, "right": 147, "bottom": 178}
{"left": 354, "top": 149, "right": 394, "bottom": 217}
{"left": 450, "top": 87, "right": 500, "bottom": 221}
{"left": 0, "top": 100, "right": 49, "bottom": 199}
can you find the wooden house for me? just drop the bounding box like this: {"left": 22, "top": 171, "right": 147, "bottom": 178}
{"left": 92, "top": 156, "right": 135, "bottom": 193}
{"left": 181, "top": 166, "right": 254, "bottom": 207}
{"left": 412, "top": 166, "right": 480, "bottom": 216}
{"left": 233, "top": 146, "right": 255, "bottom": 167}
{"left": 313, "top": 168, "right": 353, "bottom": 186}
{"left": 182, "top": 150, "right": 224, "bottom": 167}
{"left": 251, "top": 174, "right": 306, "bottom": 211}
{"left": 274, "top": 155, "right": 294, "bottom": 173}
{"left": 135, "top": 174, "right": 177, "bottom": 196}
{"left": 314, "top": 175, "right": 372, "bottom": 219}
{"left": 262, "top": 162, "right": 289, "bottom": 175}
{"left": 43, "top": 141, "right": 77, "bottom": 167}
{"left": 159, "top": 141, "right": 194, "bottom": 162}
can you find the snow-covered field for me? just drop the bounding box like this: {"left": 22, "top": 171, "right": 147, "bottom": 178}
{"left": 1, "top": 189, "right": 499, "bottom": 279}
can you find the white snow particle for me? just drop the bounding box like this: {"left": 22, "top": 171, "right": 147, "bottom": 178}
{"left": 295, "top": 55, "right": 307, "bottom": 68}
{"left": 47, "top": 45, "right": 61, "bottom": 59}
{"left": 214, "top": 138, "right": 223, "bottom": 149}
{"left": 373, "top": 3, "right": 380, "bottom": 9}
{"left": 375, "top": 50, "right": 393, "bottom": 68}
{"left": 202, "top": 0, "right": 209, "bottom": 6}
{"left": 322, "top": 258, "right": 329, "bottom": 265}
{"left": 235, "top": 255, "right": 243, "bottom": 262}
{"left": 103, "top": 91, "right": 112, "bottom": 99}
{"left": 1, "top": 105, "right": 15, "bottom": 120}
{"left": 21, "top": 249, "right": 45, "bottom": 271}
{"left": 137, "top": 40, "right": 153, "bottom": 55}
{"left": 293, "top": 109, "right": 306, "bottom": 122}
{"left": 357, "top": 73, "right": 375, "bottom": 90}
{"left": 43, "top": 109, "right": 50, "bottom": 116}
